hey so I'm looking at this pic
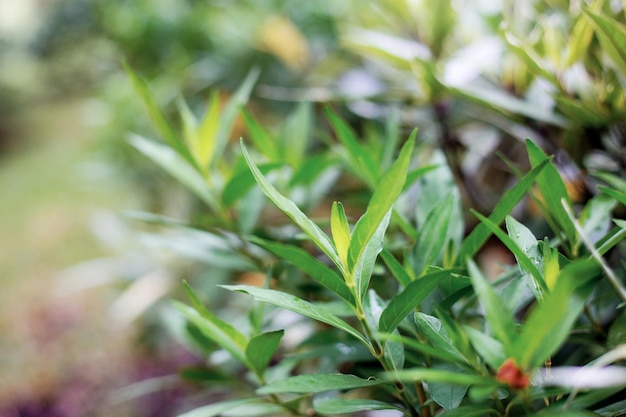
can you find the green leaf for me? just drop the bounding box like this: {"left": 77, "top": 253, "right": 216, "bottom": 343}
{"left": 129, "top": 135, "right": 219, "bottom": 211}
{"left": 241, "top": 141, "right": 344, "bottom": 272}
{"left": 430, "top": 0, "right": 455, "bottom": 57}
{"left": 257, "top": 373, "right": 384, "bottom": 395}
{"left": 448, "top": 84, "right": 569, "bottom": 128}
{"left": 599, "top": 185, "right": 626, "bottom": 207}
{"left": 504, "top": 215, "right": 548, "bottom": 297}
{"left": 241, "top": 108, "right": 278, "bottom": 160}
{"left": 471, "top": 211, "right": 547, "bottom": 297}
{"left": 313, "top": 398, "right": 401, "bottom": 414}
{"left": 380, "top": 249, "right": 413, "bottom": 288}
{"left": 566, "top": 1, "right": 603, "bottom": 66}
{"left": 196, "top": 90, "right": 221, "bottom": 167}
{"left": 177, "top": 398, "right": 285, "bottom": 417}
{"left": 211, "top": 67, "right": 260, "bottom": 168}
{"left": 388, "top": 367, "right": 494, "bottom": 386}
{"left": 412, "top": 192, "right": 455, "bottom": 276}
{"left": 353, "top": 210, "right": 391, "bottom": 299}
{"left": 222, "top": 162, "right": 282, "bottom": 207}
{"left": 584, "top": 9, "right": 626, "bottom": 77}
{"left": 363, "top": 290, "right": 404, "bottom": 371}
{"left": 608, "top": 311, "right": 626, "bottom": 348}
{"left": 175, "top": 283, "right": 248, "bottom": 366}
{"left": 526, "top": 139, "right": 576, "bottom": 251}
{"left": 331, "top": 201, "right": 351, "bottom": 269}
{"left": 221, "top": 285, "right": 368, "bottom": 346}
{"left": 467, "top": 260, "right": 518, "bottom": 355}
{"left": 414, "top": 312, "right": 467, "bottom": 364}
{"left": 280, "top": 101, "right": 312, "bottom": 166}
{"left": 246, "top": 330, "right": 283, "bottom": 375}
{"left": 463, "top": 325, "right": 506, "bottom": 371}
{"left": 348, "top": 133, "right": 415, "bottom": 271}
{"left": 250, "top": 237, "right": 354, "bottom": 305}
{"left": 379, "top": 269, "right": 454, "bottom": 333}
{"left": 457, "top": 157, "right": 551, "bottom": 262}
{"left": 516, "top": 259, "right": 599, "bottom": 369}
{"left": 438, "top": 405, "right": 500, "bottom": 417}
{"left": 124, "top": 63, "right": 199, "bottom": 170}
{"left": 580, "top": 194, "right": 618, "bottom": 246}
{"left": 325, "top": 107, "right": 380, "bottom": 187}
{"left": 428, "top": 365, "right": 468, "bottom": 410}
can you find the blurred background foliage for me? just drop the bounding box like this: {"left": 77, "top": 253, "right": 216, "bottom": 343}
{"left": 1, "top": 0, "right": 625, "bottom": 416}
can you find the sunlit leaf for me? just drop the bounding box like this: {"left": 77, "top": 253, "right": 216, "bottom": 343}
{"left": 331, "top": 201, "right": 351, "bottom": 269}
{"left": 196, "top": 90, "right": 221, "bottom": 167}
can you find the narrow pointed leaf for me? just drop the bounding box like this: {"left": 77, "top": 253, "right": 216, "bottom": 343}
{"left": 129, "top": 135, "right": 219, "bottom": 211}
{"left": 517, "top": 259, "right": 599, "bottom": 369}
{"left": 412, "top": 192, "right": 455, "bottom": 276}
{"left": 177, "top": 398, "right": 284, "bottom": 417}
{"left": 242, "top": 108, "right": 278, "bottom": 160}
{"left": 379, "top": 269, "right": 453, "bottom": 333}
{"left": 257, "top": 373, "right": 383, "bottom": 395}
{"left": 388, "top": 367, "right": 493, "bottom": 386}
{"left": 380, "top": 249, "right": 413, "bottom": 288}
{"left": 457, "top": 157, "right": 551, "bottom": 262}
{"left": 354, "top": 210, "right": 391, "bottom": 299}
{"left": 331, "top": 201, "right": 351, "bottom": 269}
{"left": 526, "top": 139, "right": 576, "bottom": 249}
{"left": 467, "top": 260, "right": 517, "bottom": 354}
{"left": 241, "top": 141, "right": 343, "bottom": 271}
{"left": 174, "top": 303, "right": 247, "bottom": 365}
{"left": 348, "top": 134, "right": 415, "bottom": 270}
{"left": 246, "top": 330, "right": 284, "bottom": 375}
{"left": 471, "top": 211, "right": 547, "bottom": 296}
{"left": 124, "top": 63, "right": 199, "bottom": 170}
{"left": 222, "top": 162, "right": 282, "bottom": 207}
{"left": 505, "top": 215, "right": 548, "bottom": 297}
{"left": 438, "top": 405, "right": 500, "bottom": 417}
{"left": 211, "top": 67, "right": 260, "bottom": 168}
{"left": 414, "top": 313, "right": 467, "bottom": 364}
{"left": 221, "top": 285, "right": 368, "bottom": 346}
{"left": 584, "top": 10, "right": 626, "bottom": 76}
{"left": 325, "top": 107, "right": 379, "bottom": 186}
{"left": 463, "top": 325, "right": 506, "bottom": 371}
{"left": 250, "top": 237, "right": 354, "bottom": 305}
{"left": 197, "top": 91, "right": 221, "bottom": 166}
{"left": 313, "top": 398, "right": 402, "bottom": 414}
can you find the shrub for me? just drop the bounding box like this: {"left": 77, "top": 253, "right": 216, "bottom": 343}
{"left": 121, "top": 2, "right": 626, "bottom": 416}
